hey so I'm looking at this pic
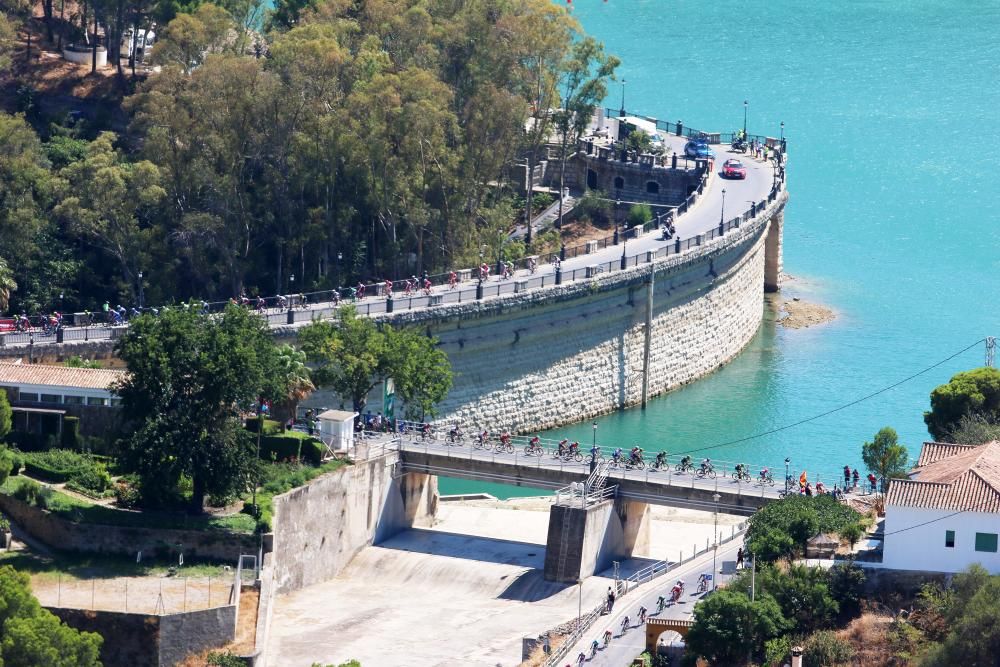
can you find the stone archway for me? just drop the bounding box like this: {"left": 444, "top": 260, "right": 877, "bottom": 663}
{"left": 645, "top": 617, "right": 694, "bottom": 654}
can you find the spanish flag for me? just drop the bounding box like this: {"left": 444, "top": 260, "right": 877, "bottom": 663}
{"left": 799, "top": 471, "right": 808, "bottom": 488}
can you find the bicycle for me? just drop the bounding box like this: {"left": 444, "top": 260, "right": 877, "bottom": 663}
{"left": 473, "top": 434, "right": 490, "bottom": 450}
{"left": 757, "top": 471, "right": 775, "bottom": 486}
{"left": 494, "top": 440, "right": 514, "bottom": 454}
{"left": 626, "top": 457, "right": 646, "bottom": 471}
{"left": 638, "top": 606, "right": 647, "bottom": 624}
{"left": 675, "top": 460, "right": 694, "bottom": 473}
{"left": 697, "top": 465, "right": 717, "bottom": 479}
{"left": 732, "top": 466, "right": 752, "bottom": 483}
{"left": 656, "top": 595, "right": 667, "bottom": 613}
{"left": 621, "top": 616, "right": 630, "bottom": 634}
{"left": 524, "top": 442, "right": 545, "bottom": 457}
{"left": 697, "top": 573, "right": 712, "bottom": 593}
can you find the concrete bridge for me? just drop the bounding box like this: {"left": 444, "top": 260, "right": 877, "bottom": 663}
{"left": 358, "top": 433, "right": 780, "bottom": 585}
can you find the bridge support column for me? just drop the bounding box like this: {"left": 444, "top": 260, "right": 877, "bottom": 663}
{"left": 764, "top": 213, "right": 783, "bottom": 292}
{"left": 543, "top": 497, "right": 649, "bottom": 583}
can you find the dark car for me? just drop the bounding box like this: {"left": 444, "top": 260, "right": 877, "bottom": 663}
{"left": 684, "top": 138, "right": 715, "bottom": 159}
{"left": 721, "top": 159, "right": 747, "bottom": 179}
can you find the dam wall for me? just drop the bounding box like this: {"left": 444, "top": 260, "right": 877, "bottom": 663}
{"left": 364, "top": 192, "right": 786, "bottom": 433}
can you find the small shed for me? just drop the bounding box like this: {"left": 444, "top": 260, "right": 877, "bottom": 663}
{"left": 806, "top": 533, "right": 840, "bottom": 559}
{"left": 317, "top": 410, "right": 357, "bottom": 454}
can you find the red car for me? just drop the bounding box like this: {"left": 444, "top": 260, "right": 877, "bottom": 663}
{"left": 722, "top": 159, "right": 747, "bottom": 179}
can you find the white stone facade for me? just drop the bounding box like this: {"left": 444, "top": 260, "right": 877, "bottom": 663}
{"left": 882, "top": 505, "right": 1000, "bottom": 574}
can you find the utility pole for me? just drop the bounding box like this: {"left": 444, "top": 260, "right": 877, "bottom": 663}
{"left": 987, "top": 336, "right": 996, "bottom": 368}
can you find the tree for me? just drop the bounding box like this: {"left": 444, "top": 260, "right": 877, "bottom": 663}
{"left": 0, "top": 389, "right": 11, "bottom": 441}
{"left": 946, "top": 413, "right": 1000, "bottom": 446}
{"left": 53, "top": 132, "right": 165, "bottom": 303}
{"left": 0, "top": 256, "right": 15, "bottom": 311}
{"left": 114, "top": 304, "right": 280, "bottom": 511}
{"left": 684, "top": 589, "right": 789, "bottom": 666}
{"left": 753, "top": 564, "right": 839, "bottom": 634}
{"left": 0, "top": 565, "right": 102, "bottom": 667}
{"left": 273, "top": 344, "right": 314, "bottom": 424}
{"left": 627, "top": 203, "right": 653, "bottom": 229}
{"left": 299, "top": 306, "right": 451, "bottom": 416}
{"left": 861, "top": 426, "right": 909, "bottom": 490}
{"left": 745, "top": 494, "right": 864, "bottom": 563}
{"left": 920, "top": 567, "right": 1000, "bottom": 666}
{"left": 924, "top": 367, "right": 1000, "bottom": 441}
{"left": 151, "top": 4, "right": 234, "bottom": 72}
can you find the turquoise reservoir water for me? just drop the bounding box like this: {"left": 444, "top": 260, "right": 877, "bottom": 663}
{"left": 441, "top": 0, "right": 1000, "bottom": 497}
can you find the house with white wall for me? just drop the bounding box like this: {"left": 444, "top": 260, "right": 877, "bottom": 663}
{"left": 883, "top": 441, "right": 1000, "bottom": 574}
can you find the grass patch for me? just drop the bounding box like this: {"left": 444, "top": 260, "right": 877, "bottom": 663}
{"left": 0, "top": 549, "right": 231, "bottom": 581}
{"left": 250, "top": 459, "right": 348, "bottom": 531}
{"left": 2, "top": 478, "right": 257, "bottom": 533}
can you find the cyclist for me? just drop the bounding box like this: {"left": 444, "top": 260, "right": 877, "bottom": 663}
{"left": 670, "top": 580, "right": 684, "bottom": 602}
{"left": 500, "top": 431, "right": 512, "bottom": 447}
{"left": 356, "top": 282, "right": 366, "bottom": 299}
{"left": 557, "top": 439, "right": 569, "bottom": 456}
{"left": 630, "top": 446, "right": 643, "bottom": 465}
{"left": 759, "top": 466, "right": 771, "bottom": 482}
{"left": 422, "top": 278, "right": 432, "bottom": 296}
{"left": 332, "top": 289, "right": 342, "bottom": 306}
{"left": 528, "top": 435, "right": 542, "bottom": 454}
{"left": 655, "top": 451, "right": 668, "bottom": 469}
{"left": 384, "top": 278, "right": 393, "bottom": 296}
{"left": 698, "top": 573, "right": 711, "bottom": 592}
{"left": 591, "top": 443, "right": 601, "bottom": 463}
{"left": 612, "top": 447, "right": 624, "bottom": 465}
{"left": 404, "top": 277, "right": 416, "bottom": 296}
{"left": 528, "top": 256, "right": 537, "bottom": 274}
{"left": 638, "top": 605, "right": 647, "bottom": 624}
{"left": 576, "top": 652, "right": 586, "bottom": 667}
{"left": 505, "top": 260, "right": 515, "bottom": 279}
{"left": 621, "top": 615, "right": 630, "bottom": 633}
{"left": 656, "top": 594, "right": 667, "bottom": 612}
{"left": 277, "top": 294, "right": 289, "bottom": 309}
{"left": 603, "top": 629, "right": 612, "bottom": 647}
{"left": 449, "top": 423, "right": 464, "bottom": 443}
{"left": 478, "top": 430, "right": 489, "bottom": 447}
{"left": 568, "top": 441, "right": 580, "bottom": 456}
{"left": 479, "top": 262, "right": 490, "bottom": 281}
{"left": 590, "top": 638, "right": 600, "bottom": 657}
{"left": 700, "top": 457, "right": 713, "bottom": 474}
{"left": 421, "top": 422, "right": 432, "bottom": 439}
{"left": 679, "top": 454, "right": 692, "bottom": 471}
{"left": 448, "top": 271, "right": 458, "bottom": 289}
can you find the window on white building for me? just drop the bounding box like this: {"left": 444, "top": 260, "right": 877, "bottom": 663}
{"left": 87, "top": 397, "right": 108, "bottom": 406}
{"left": 945, "top": 530, "right": 955, "bottom": 548}
{"left": 39, "top": 393, "right": 61, "bottom": 404}
{"left": 62, "top": 395, "right": 84, "bottom": 405}
{"left": 974, "top": 532, "right": 998, "bottom": 553}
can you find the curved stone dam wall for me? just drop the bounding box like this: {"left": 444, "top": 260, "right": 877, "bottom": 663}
{"left": 375, "top": 194, "right": 786, "bottom": 433}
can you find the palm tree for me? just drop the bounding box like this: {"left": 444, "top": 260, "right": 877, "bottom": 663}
{"left": 274, "top": 344, "right": 315, "bottom": 426}
{"left": 0, "top": 257, "right": 17, "bottom": 313}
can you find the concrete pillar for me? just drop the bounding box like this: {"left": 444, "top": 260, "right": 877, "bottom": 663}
{"left": 543, "top": 497, "right": 649, "bottom": 583}
{"left": 764, "top": 213, "right": 783, "bottom": 292}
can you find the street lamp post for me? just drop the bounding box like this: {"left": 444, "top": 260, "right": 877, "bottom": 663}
{"left": 620, "top": 223, "right": 629, "bottom": 270}
{"left": 137, "top": 272, "right": 143, "bottom": 309}
{"left": 743, "top": 100, "right": 749, "bottom": 138}
{"left": 614, "top": 200, "right": 621, "bottom": 245}
{"left": 577, "top": 579, "right": 583, "bottom": 631}
{"left": 477, "top": 248, "right": 485, "bottom": 299}
{"left": 592, "top": 422, "right": 598, "bottom": 450}
{"left": 720, "top": 188, "right": 727, "bottom": 224}
{"left": 619, "top": 78, "right": 626, "bottom": 116}
{"left": 785, "top": 458, "right": 791, "bottom": 494}
{"left": 712, "top": 492, "right": 721, "bottom": 590}
{"left": 780, "top": 121, "right": 785, "bottom": 143}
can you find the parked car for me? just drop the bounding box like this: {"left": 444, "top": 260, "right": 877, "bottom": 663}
{"left": 721, "top": 159, "right": 747, "bottom": 179}
{"left": 684, "top": 138, "right": 714, "bottom": 159}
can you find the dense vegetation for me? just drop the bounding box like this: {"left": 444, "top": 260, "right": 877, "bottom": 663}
{"left": 0, "top": 0, "right": 617, "bottom": 314}
{"left": 744, "top": 494, "right": 867, "bottom": 564}
{"left": 924, "top": 366, "right": 1000, "bottom": 442}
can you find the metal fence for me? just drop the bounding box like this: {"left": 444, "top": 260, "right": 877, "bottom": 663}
{"left": 34, "top": 575, "right": 236, "bottom": 615}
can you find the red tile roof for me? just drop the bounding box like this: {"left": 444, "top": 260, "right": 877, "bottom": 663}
{"left": 0, "top": 362, "right": 126, "bottom": 391}
{"left": 886, "top": 441, "right": 1000, "bottom": 512}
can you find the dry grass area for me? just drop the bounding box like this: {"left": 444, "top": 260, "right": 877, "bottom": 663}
{"left": 32, "top": 575, "right": 234, "bottom": 614}
{"left": 559, "top": 218, "right": 614, "bottom": 247}
{"left": 835, "top": 612, "right": 919, "bottom": 667}
{"left": 518, "top": 632, "right": 567, "bottom": 667}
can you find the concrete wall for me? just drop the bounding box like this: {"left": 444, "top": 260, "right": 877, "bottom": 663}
{"left": 883, "top": 506, "right": 1000, "bottom": 574}
{"left": 373, "top": 194, "right": 784, "bottom": 433}
{"left": 48, "top": 603, "right": 236, "bottom": 667}
{"left": 159, "top": 604, "right": 237, "bottom": 667}
{"left": 0, "top": 493, "right": 257, "bottom": 561}
{"left": 270, "top": 457, "right": 437, "bottom": 593}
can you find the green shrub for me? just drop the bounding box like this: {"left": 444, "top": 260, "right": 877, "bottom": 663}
{"left": 207, "top": 652, "right": 246, "bottom": 667}
{"left": 35, "top": 486, "right": 53, "bottom": 510}
{"left": 0, "top": 448, "right": 13, "bottom": 487}
{"left": 3, "top": 431, "right": 48, "bottom": 452}
{"left": 803, "top": 629, "right": 854, "bottom": 666}
{"left": 68, "top": 462, "right": 112, "bottom": 494}
{"left": 8, "top": 449, "right": 23, "bottom": 476}
{"left": 259, "top": 435, "right": 323, "bottom": 465}
{"left": 246, "top": 417, "right": 282, "bottom": 435}
{"left": 22, "top": 449, "right": 95, "bottom": 483}
{"left": 114, "top": 478, "right": 141, "bottom": 509}
{"left": 0, "top": 515, "right": 9, "bottom": 532}
{"left": 10, "top": 478, "right": 41, "bottom": 504}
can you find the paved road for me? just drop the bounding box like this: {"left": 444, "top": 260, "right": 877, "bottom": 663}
{"left": 0, "top": 138, "right": 779, "bottom": 348}
{"left": 561, "top": 540, "right": 743, "bottom": 666}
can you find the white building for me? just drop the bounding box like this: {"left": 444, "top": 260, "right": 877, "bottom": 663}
{"left": 882, "top": 441, "right": 1000, "bottom": 574}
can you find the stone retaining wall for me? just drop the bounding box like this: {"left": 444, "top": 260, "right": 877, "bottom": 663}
{"left": 0, "top": 493, "right": 257, "bottom": 561}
